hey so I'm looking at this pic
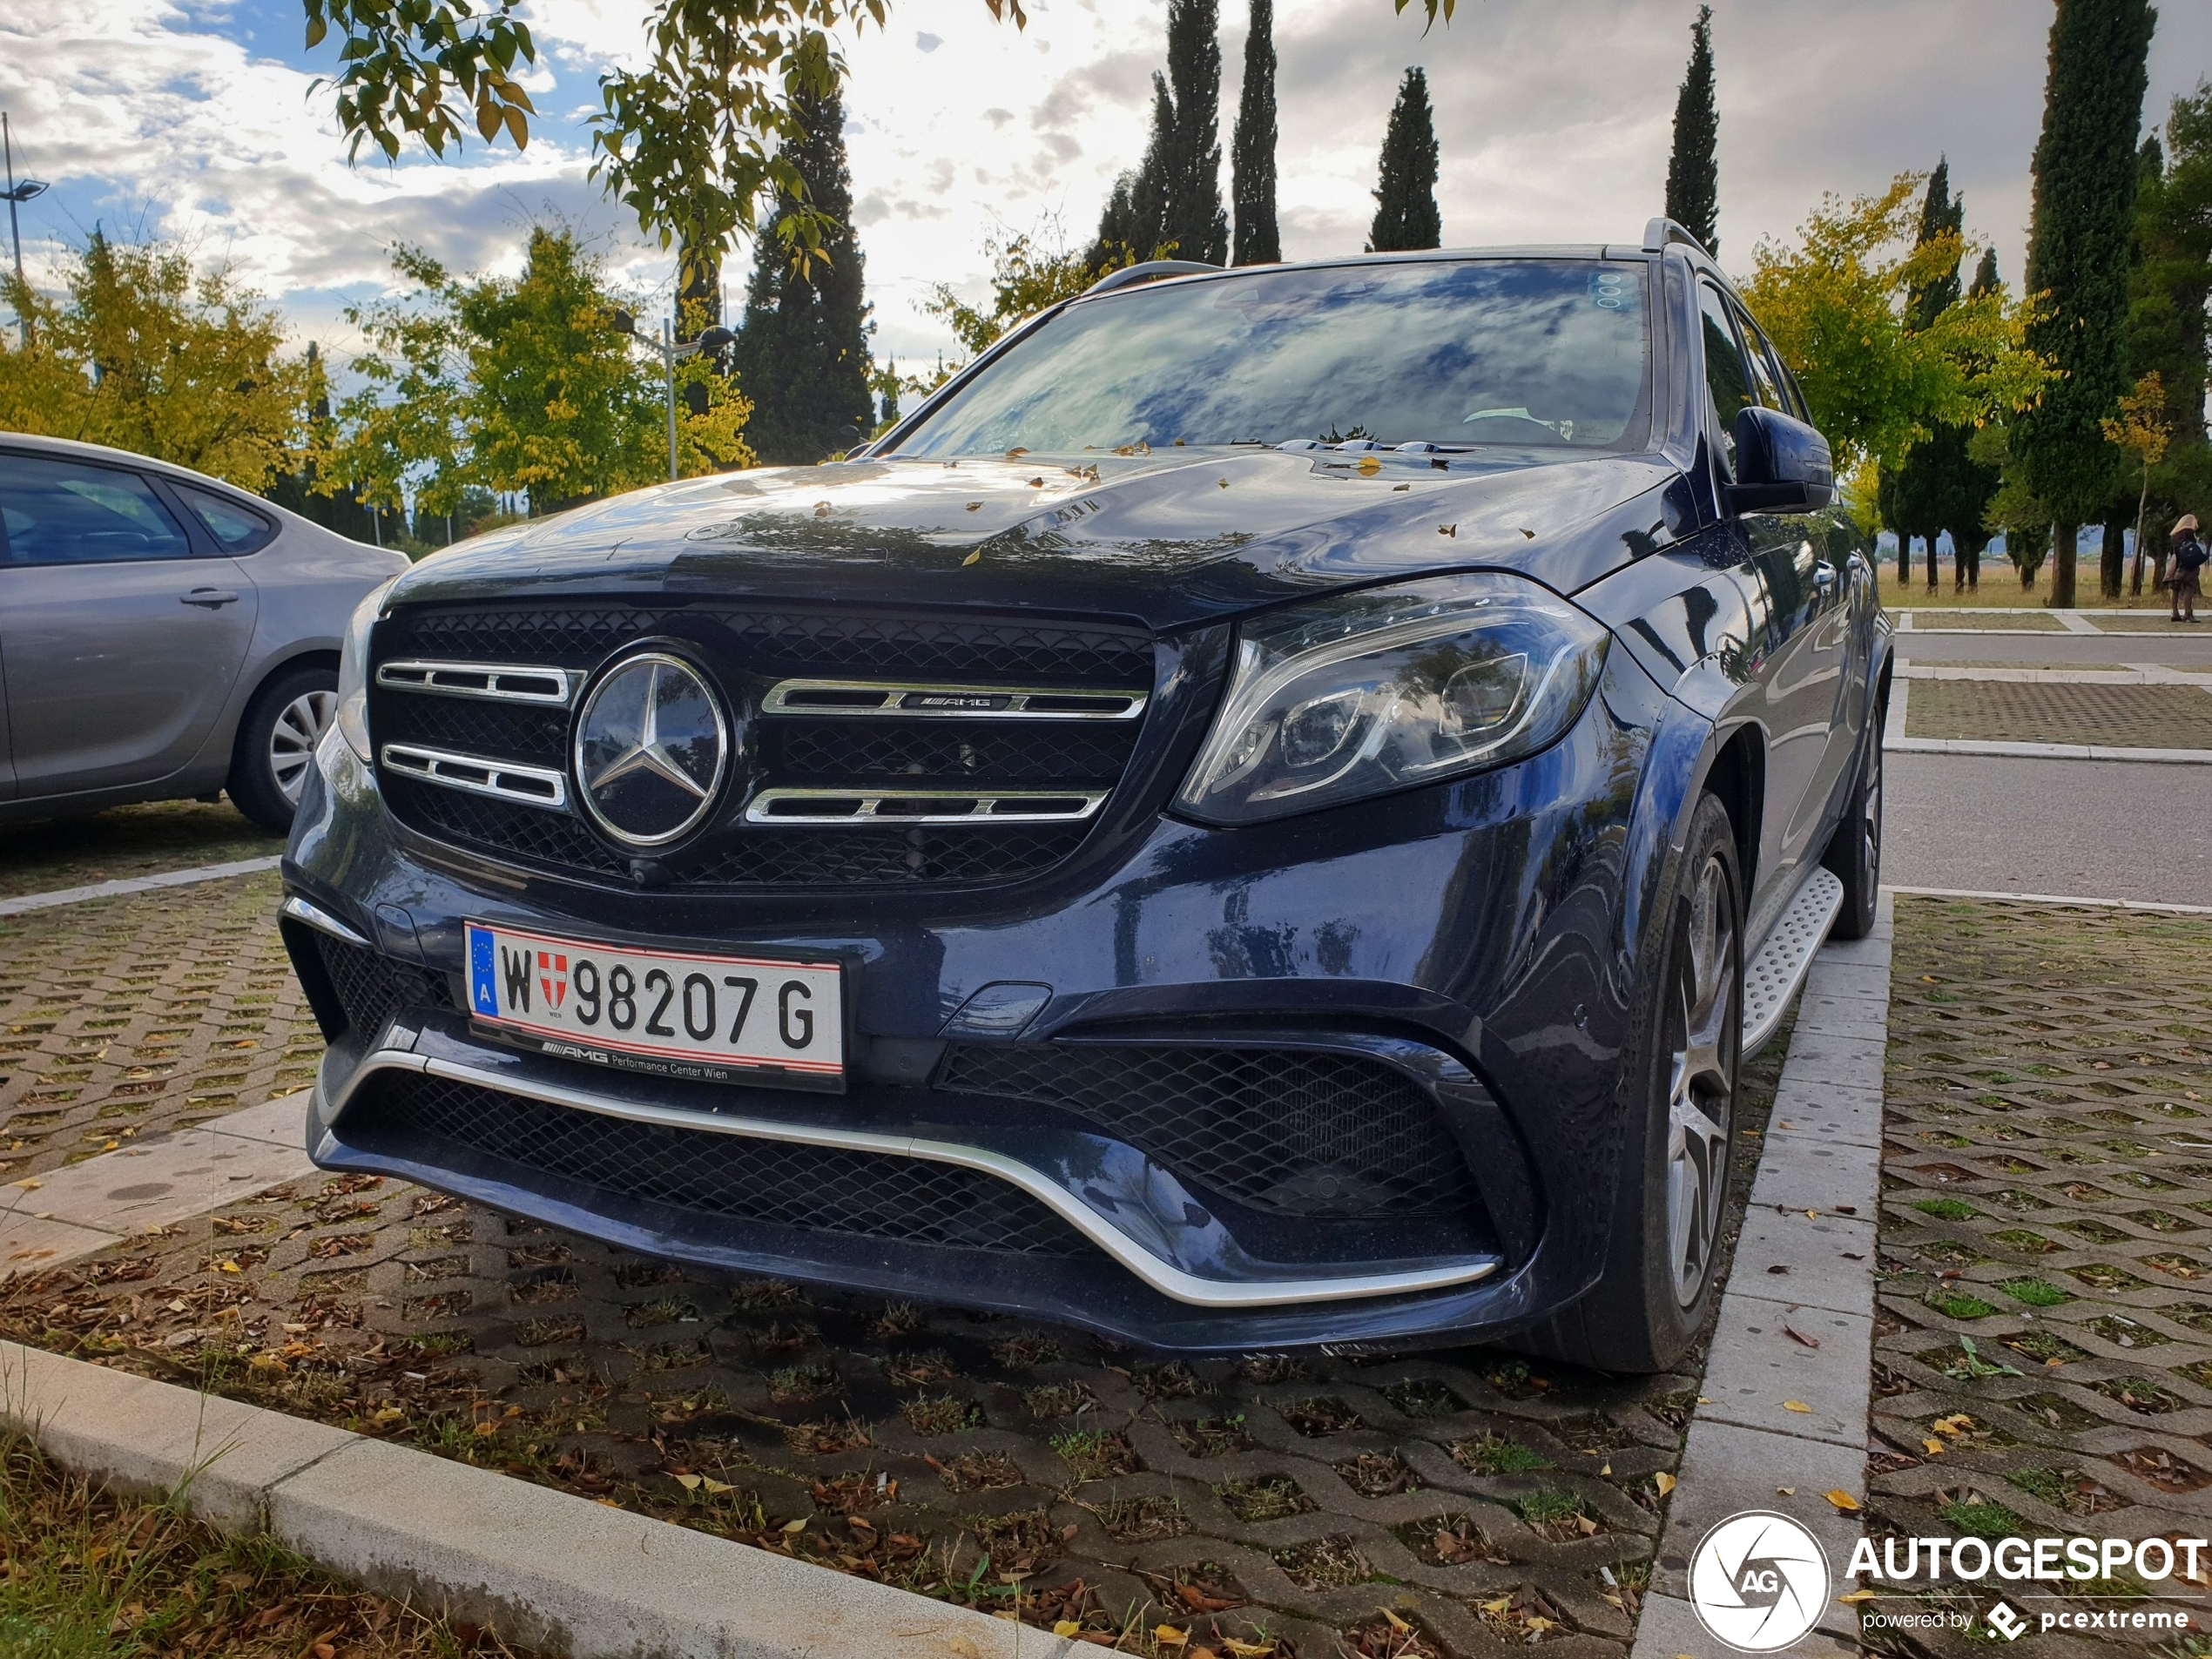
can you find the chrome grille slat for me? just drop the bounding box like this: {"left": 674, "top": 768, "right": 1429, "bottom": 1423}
{"left": 760, "top": 678, "right": 1147, "bottom": 721}
{"left": 381, "top": 742, "right": 570, "bottom": 810}
{"left": 377, "top": 660, "right": 577, "bottom": 706}
{"left": 745, "top": 787, "right": 1109, "bottom": 826}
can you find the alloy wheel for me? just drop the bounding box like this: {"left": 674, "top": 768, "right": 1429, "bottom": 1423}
{"left": 270, "top": 690, "right": 337, "bottom": 805}
{"left": 1664, "top": 852, "right": 1738, "bottom": 1306}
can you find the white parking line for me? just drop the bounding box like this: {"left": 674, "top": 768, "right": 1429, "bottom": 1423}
{"left": 0, "top": 856, "right": 281, "bottom": 919}
{"left": 0, "top": 1093, "right": 317, "bottom": 1280}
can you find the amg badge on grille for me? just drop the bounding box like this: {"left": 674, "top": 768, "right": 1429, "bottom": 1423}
{"left": 573, "top": 651, "right": 730, "bottom": 846}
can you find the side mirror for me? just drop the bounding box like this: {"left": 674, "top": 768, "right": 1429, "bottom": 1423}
{"left": 1725, "top": 405, "right": 1832, "bottom": 516}
{"left": 610, "top": 307, "right": 637, "bottom": 337}
{"left": 695, "top": 326, "right": 738, "bottom": 355}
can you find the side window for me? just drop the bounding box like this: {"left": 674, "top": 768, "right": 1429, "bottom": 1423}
{"left": 174, "top": 482, "right": 277, "bottom": 554}
{"left": 1696, "top": 281, "right": 1754, "bottom": 475}
{"left": 1730, "top": 303, "right": 1788, "bottom": 412}
{"left": 0, "top": 454, "right": 196, "bottom": 566}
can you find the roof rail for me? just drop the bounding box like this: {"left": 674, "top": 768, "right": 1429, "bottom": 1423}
{"left": 1642, "top": 217, "right": 1710, "bottom": 258}
{"left": 1082, "top": 259, "right": 1222, "bottom": 297}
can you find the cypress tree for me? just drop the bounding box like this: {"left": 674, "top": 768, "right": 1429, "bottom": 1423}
{"left": 1949, "top": 250, "right": 2006, "bottom": 590}
{"left": 1231, "top": 0, "right": 1279, "bottom": 266}
{"left": 1367, "top": 67, "right": 1440, "bottom": 253}
{"left": 732, "top": 83, "right": 874, "bottom": 465}
{"left": 1664, "top": 6, "right": 1719, "bottom": 255}
{"left": 1163, "top": 0, "right": 1228, "bottom": 265}
{"left": 1892, "top": 160, "right": 1966, "bottom": 589}
{"left": 2013, "top": 0, "right": 2155, "bottom": 609}
{"left": 1091, "top": 2, "right": 1226, "bottom": 268}
{"left": 1091, "top": 75, "right": 1175, "bottom": 266}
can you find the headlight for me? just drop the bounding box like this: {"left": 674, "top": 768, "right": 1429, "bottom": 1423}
{"left": 336, "top": 579, "right": 395, "bottom": 761}
{"left": 1175, "top": 573, "right": 1610, "bottom": 826}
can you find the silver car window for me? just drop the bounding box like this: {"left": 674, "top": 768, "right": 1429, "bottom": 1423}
{"left": 0, "top": 454, "right": 196, "bottom": 565}
{"left": 175, "top": 482, "right": 276, "bottom": 554}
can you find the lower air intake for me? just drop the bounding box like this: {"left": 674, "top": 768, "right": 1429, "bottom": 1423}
{"left": 351, "top": 1071, "right": 1095, "bottom": 1258}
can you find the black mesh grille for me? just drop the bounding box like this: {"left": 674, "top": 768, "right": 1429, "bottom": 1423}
{"left": 936, "top": 1045, "right": 1477, "bottom": 1220}
{"left": 359, "top": 1071, "right": 1094, "bottom": 1257}
{"left": 316, "top": 934, "right": 454, "bottom": 1036}
{"left": 370, "top": 601, "right": 1152, "bottom": 890}
{"left": 379, "top": 696, "right": 569, "bottom": 765}
{"left": 772, "top": 723, "right": 1134, "bottom": 784}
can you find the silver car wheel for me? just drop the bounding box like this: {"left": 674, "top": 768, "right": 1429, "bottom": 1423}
{"left": 1664, "top": 853, "right": 1738, "bottom": 1307}
{"left": 269, "top": 689, "right": 337, "bottom": 805}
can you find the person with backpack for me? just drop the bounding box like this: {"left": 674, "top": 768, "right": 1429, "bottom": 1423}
{"left": 2172, "top": 514, "right": 2206, "bottom": 624}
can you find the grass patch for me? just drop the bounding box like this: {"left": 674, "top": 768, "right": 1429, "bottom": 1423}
{"left": 1448, "top": 1432, "right": 1551, "bottom": 1475}
{"left": 1939, "top": 1497, "right": 2026, "bottom": 1538}
{"left": 1216, "top": 1474, "right": 1315, "bottom": 1522}
{"left": 1924, "top": 1289, "right": 2000, "bottom": 1320}
{"left": 1998, "top": 1277, "right": 2070, "bottom": 1307}
{"left": 1912, "top": 1197, "right": 1980, "bottom": 1221}
{"left": 900, "top": 1394, "right": 982, "bottom": 1435}
{"left": 0, "top": 1433, "right": 535, "bottom": 1656}
{"left": 1048, "top": 1429, "right": 1138, "bottom": 1481}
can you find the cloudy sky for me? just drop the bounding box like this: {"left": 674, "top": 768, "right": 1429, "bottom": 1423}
{"left": 3, "top": 0, "right": 2209, "bottom": 386}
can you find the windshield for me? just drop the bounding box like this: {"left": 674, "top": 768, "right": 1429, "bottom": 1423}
{"left": 893, "top": 258, "right": 1651, "bottom": 458}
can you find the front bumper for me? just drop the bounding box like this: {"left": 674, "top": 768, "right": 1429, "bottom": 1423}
{"left": 282, "top": 647, "right": 1683, "bottom": 1352}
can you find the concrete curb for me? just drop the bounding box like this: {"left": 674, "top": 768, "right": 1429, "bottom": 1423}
{"left": 1896, "top": 663, "right": 2212, "bottom": 685}
{"left": 0, "top": 1339, "right": 1069, "bottom": 1659}
{"left": 1882, "top": 882, "right": 2212, "bottom": 916}
{"left": 0, "top": 856, "right": 281, "bottom": 919}
{"left": 1629, "top": 894, "right": 1892, "bottom": 1657}
{"left": 1884, "top": 736, "right": 2212, "bottom": 764}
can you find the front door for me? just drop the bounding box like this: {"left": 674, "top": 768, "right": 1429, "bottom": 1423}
{"left": 0, "top": 450, "right": 260, "bottom": 799}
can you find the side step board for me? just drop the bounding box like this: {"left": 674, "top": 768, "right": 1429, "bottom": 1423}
{"left": 1742, "top": 867, "right": 1844, "bottom": 1059}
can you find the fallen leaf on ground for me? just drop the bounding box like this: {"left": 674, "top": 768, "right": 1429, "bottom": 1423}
{"left": 1777, "top": 1487, "right": 1795, "bottom": 1495}
{"left": 1923, "top": 1439, "right": 1946, "bottom": 1455}
{"left": 1784, "top": 1323, "right": 1821, "bottom": 1349}
{"left": 1655, "top": 1472, "right": 1676, "bottom": 1496}
{"left": 1825, "top": 1490, "right": 1861, "bottom": 1512}
{"left": 1838, "top": 1589, "right": 1875, "bottom": 1604}
{"left": 1783, "top": 1400, "right": 1813, "bottom": 1413}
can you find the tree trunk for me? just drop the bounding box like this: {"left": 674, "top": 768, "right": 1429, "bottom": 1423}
{"left": 1959, "top": 533, "right": 1985, "bottom": 590}
{"left": 2050, "top": 522, "right": 2078, "bottom": 609}
{"left": 1896, "top": 535, "right": 1910, "bottom": 584}
{"left": 2099, "top": 514, "right": 2126, "bottom": 600}
{"left": 1925, "top": 532, "right": 1940, "bottom": 591}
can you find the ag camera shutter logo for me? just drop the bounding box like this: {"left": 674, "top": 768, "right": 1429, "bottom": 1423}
{"left": 1689, "top": 1511, "right": 1832, "bottom": 1652}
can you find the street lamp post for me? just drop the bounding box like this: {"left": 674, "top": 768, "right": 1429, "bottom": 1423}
{"left": 3, "top": 112, "right": 52, "bottom": 349}
{"left": 611, "top": 307, "right": 737, "bottom": 483}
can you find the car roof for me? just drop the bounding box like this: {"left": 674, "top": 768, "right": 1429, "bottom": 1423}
{"left": 0, "top": 428, "right": 270, "bottom": 503}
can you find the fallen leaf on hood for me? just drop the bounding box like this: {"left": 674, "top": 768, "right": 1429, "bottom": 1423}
{"left": 965, "top": 501, "right": 981, "bottom": 511}
{"left": 1356, "top": 455, "right": 1382, "bottom": 476}
{"left": 1439, "top": 523, "right": 1457, "bottom": 536}
{"left": 1004, "top": 448, "right": 1030, "bottom": 458}
{"left": 1393, "top": 482, "right": 1410, "bottom": 492}
{"left": 961, "top": 550, "right": 981, "bottom": 566}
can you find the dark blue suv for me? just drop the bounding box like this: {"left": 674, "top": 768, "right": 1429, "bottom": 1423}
{"left": 280, "top": 222, "right": 1888, "bottom": 1371}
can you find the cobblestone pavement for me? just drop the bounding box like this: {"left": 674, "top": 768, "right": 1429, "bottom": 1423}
{"left": 0, "top": 873, "right": 321, "bottom": 1182}
{"left": 0, "top": 799, "right": 280, "bottom": 900}
{"left": 1904, "top": 682, "right": 2212, "bottom": 749}
{"left": 0, "top": 878, "right": 1797, "bottom": 1657}
{"left": 1871, "top": 897, "right": 2212, "bottom": 1655}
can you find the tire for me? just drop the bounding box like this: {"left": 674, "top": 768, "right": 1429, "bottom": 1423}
{"left": 1523, "top": 792, "right": 1744, "bottom": 1372}
{"left": 1821, "top": 691, "right": 1885, "bottom": 941}
{"left": 227, "top": 664, "right": 339, "bottom": 834}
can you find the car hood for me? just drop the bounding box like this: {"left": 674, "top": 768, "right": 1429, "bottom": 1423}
{"left": 393, "top": 448, "right": 1678, "bottom": 632}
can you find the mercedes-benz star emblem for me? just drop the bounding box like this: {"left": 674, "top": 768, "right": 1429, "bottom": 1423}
{"left": 573, "top": 651, "right": 729, "bottom": 847}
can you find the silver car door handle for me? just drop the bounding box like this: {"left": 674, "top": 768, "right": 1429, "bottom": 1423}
{"left": 181, "top": 588, "right": 241, "bottom": 608}
{"left": 1812, "top": 562, "right": 1837, "bottom": 591}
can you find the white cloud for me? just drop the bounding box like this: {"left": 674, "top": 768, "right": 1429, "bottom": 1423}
{"left": 3, "top": 0, "right": 2209, "bottom": 378}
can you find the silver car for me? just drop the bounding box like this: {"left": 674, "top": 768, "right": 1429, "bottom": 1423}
{"left": 0, "top": 433, "right": 410, "bottom": 833}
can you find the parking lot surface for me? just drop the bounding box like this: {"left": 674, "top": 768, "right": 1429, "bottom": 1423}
{"left": 0, "top": 860, "right": 1796, "bottom": 1657}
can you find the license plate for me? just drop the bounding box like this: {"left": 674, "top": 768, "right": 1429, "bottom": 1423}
{"left": 465, "top": 921, "right": 844, "bottom": 1090}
